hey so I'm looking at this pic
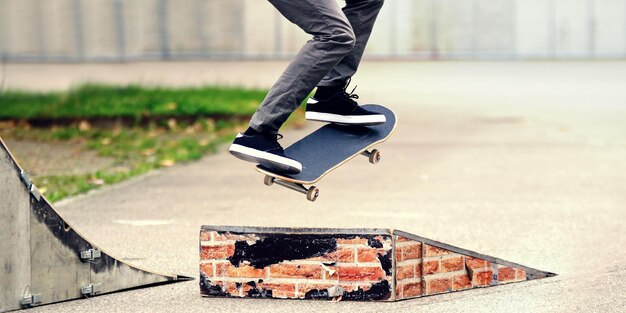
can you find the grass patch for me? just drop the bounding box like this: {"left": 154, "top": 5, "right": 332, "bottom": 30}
{"left": 0, "top": 84, "right": 267, "bottom": 120}
{"left": 0, "top": 83, "right": 308, "bottom": 202}
{"left": 1, "top": 119, "right": 242, "bottom": 202}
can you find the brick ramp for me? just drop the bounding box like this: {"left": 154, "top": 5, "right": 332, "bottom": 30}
{"left": 199, "top": 226, "right": 555, "bottom": 301}
{"left": 0, "top": 137, "right": 191, "bottom": 312}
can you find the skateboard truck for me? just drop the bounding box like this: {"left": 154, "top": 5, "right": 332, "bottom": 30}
{"left": 262, "top": 149, "right": 381, "bottom": 202}
{"left": 264, "top": 176, "right": 320, "bottom": 202}
{"left": 361, "top": 149, "right": 381, "bottom": 164}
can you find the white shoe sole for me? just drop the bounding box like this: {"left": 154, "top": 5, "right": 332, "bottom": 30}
{"left": 229, "top": 144, "right": 302, "bottom": 174}
{"left": 305, "top": 111, "right": 386, "bottom": 126}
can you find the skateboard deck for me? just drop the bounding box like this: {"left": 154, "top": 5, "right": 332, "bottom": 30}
{"left": 257, "top": 104, "right": 396, "bottom": 201}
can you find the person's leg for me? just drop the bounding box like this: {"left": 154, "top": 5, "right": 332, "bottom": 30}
{"left": 249, "top": 0, "right": 356, "bottom": 134}
{"left": 303, "top": 0, "right": 386, "bottom": 126}
{"left": 317, "top": 0, "right": 385, "bottom": 89}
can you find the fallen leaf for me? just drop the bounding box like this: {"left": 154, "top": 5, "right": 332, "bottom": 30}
{"left": 88, "top": 178, "right": 105, "bottom": 186}
{"left": 167, "top": 119, "right": 177, "bottom": 130}
{"left": 142, "top": 148, "right": 156, "bottom": 156}
{"left": 160, "top": 159, "right": 175, "bottom": 167}
{"left": 78, "top": 120, "right": 91, "bottom": 132}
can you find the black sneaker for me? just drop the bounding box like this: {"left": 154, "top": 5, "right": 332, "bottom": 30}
{"left": 306, "top": 82, "right": 386, "bottom": 126}
{"left": 229, "top": 132, "right": 302, "bottom": 174}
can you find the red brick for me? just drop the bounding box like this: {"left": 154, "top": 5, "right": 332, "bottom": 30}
{"left": 424, "top": 245, "right": 451, "bottom": 257}
{"left": 374, "top": 236, "right": 388, "bottom": 245}
{"left": 215, "top": 263, "right": 229, "bottom": 276}
{"left": 453, "top": 274, "right": 471, "bottom": 290}
{"left": 465, "top": 257, "right": 491, "bottom": 270}
{"left": 498, "top": 267, "right": 516, "bottom": 282}
{"left": 216, "top": 263, "right": 266, "bottom": 278}
{"left": 423, "top": 260, "right": 440, "bottom": 275}
{"left": 403, "top": 282, "right": 423, "bottom": 298}
{"left": 304, "top": 253, "right": 336, "bottom": 262}
{"left": 472, "top": 270, "right": 493, "bottom": 287}
{"left": 297, "top": 284, "right": 336, "bottom": 298}
{"left": 340, "top": 284, "right": 359, "bottom": 292}
{"left": 338, "top": 266, "right": 386, "bottom": 281}
{"left": 415, "top": 261, "right": 422, "bottom": 277}
{"left": 200, "top": 244, "right": 235, "bottom": 260}
{"left": 259, "top": 283, "right": 296, "bottom": 298}
{"left": 324, "top": 265, "right": 339, "bottom": 280}
{"left": 337, "top": 238, "right": 368, "bottom": 245}
{"left": 396, "top": 247, "right": 404, "bottom": 262}
{"left": 199, "top": 230, "right": 214, "bottom": 241}
{"left": 441, "top": 256, "right": 464, "bottom": 273}
{"left": 425, "top": 278, "right": 452, "bottom": 295}
{"left": 515, "top": 269, "right": 527, "bottom": 281}
{"left": 359, "top": 281, "right": 389, "bottom": 293}
{"left": 327, "top": 268, "right": 339, "bottom": 280}
{"left": 225, "top": 282, "right": 240, "bottom": 296}
{"left": 200, "top": 263, "right": 213, "bottom": 277}
{"left": 337, "top": 248, "right": 355, "bottom": 263}
{"left": 211, "top": 281, "right": 239, "bottom": 297}
{"left": 269, "top": 264, "right": 322, "bottom": 279}
{"left": 233, "top": 264, "right": 265, "bottom": 278}
{"left": 396, "top": 264, "right": 415, "bottom": 280}
{"left": 357, "top": 248, "right": 383, "bottom": 262}
{"left": 241, "top": 283, "right": 254, "bottom": 295}
{"left": 403, "top": 243, "right": 422, "bottom": 260}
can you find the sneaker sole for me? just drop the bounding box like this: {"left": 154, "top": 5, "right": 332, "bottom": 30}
{"left": 229, "top": 144, "right": 302, "bottom": 174}
{"left": 305, "top": 111, "right": 387, "bottom": 126}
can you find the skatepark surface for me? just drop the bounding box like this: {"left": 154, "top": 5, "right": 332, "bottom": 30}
{"left": 5, "top": 61, "right": 625, "bottom": 312}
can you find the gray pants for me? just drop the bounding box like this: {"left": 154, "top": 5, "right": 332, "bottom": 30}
{"left": 250, "top": 0, "right": 385, "bottom": 134}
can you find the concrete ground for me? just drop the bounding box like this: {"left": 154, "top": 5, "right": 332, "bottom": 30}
{"left": 5, "top": 61, "right": 625, "bottom": 312}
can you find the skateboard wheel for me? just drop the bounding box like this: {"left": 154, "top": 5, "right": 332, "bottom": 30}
{"left": 264, "top": 175, "right": 274, "bottom": 186}
{"left": 369, "top": 149, "right": 381, "bottom": 164}
{"left": 307, "top": 186, "right": 320, "bottom": 202}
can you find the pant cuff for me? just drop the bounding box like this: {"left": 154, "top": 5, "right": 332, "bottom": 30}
{"left": 317, "top": 79, "right": 346, "bottom": 87}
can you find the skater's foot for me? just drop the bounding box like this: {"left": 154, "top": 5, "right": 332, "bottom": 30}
{"left": 306, "top": 79, "right": 386, "bottom": 126}
{"left": 229, "top": 129, "right": 302, "bottom": 174}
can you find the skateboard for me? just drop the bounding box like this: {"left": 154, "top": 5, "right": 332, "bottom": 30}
{"left": 257, "top": 104, "right": 396, "bottom": 201}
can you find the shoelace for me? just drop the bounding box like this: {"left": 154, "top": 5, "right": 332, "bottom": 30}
{"left": 262, "top": 133, "right": 285, "bottom": 151}
{"left": 340, "top": 77, "right": 360, "bottom": 108}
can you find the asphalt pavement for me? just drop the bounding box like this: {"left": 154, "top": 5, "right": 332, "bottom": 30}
{"left": 6, "top": 61, "right": 625, "bottom": 312}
